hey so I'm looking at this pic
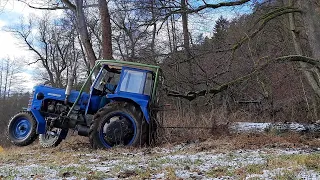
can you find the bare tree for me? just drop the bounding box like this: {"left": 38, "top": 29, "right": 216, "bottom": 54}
{"left": 0, "top": 58, "right": 20, "bottom": 100}
{"left": 98, "top": 0, "right": 113, "bottom": 59}
{"left": 9, "top": 15, "right": 81, "bottom": 87}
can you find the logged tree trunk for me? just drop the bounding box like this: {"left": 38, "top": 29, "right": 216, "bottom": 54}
{"left": 98, "top": 0, "right": 113, "bottom": 60}
{"left": 229, "top": 122, "right": 320, "bottom": 133}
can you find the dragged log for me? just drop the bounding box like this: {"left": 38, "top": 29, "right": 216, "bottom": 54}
{"left": 229, "top": 122, "right": 320, "bottom": 134}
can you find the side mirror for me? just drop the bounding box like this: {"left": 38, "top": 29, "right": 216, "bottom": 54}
{"left": 91, "top": 73, "right": 96, "bottom": 82}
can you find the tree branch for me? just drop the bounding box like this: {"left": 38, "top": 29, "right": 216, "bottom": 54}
{"left": 187, "top": 0, "right": 251, "bottom": 13}
{"left": 166, "top": 55, "right": 320, "bottom": 101}
{"left": 18, "top": 0, "right": 69, "bottom": 10}
{"left": 231, "top": 7, "right": 302, "bottom": 52}
{"left": 17, "top": 0, "right": 98, "bottom": 11}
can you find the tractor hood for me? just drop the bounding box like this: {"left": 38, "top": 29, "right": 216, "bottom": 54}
{"left": 29, "top": 85, "right": 89, "bottom": 111}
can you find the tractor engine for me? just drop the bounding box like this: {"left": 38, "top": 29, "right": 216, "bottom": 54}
{"left": 47, "top": 101, "right": 68, "bottom": 115}
{"left": 41, "top": 100, "right": 72, "bottom": 129}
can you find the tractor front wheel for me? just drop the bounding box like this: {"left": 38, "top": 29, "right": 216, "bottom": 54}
{"left": 7, "top": 111, "right": 38, "bottom": 146}
{"left": 89, "top": 102, "right": 147, "bottom": 149}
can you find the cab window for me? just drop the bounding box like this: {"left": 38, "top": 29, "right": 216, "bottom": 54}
{"left": 120, "top": 69, "right": 145, "bottom": 94}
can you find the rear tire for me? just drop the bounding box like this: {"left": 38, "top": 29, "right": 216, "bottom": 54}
{"left": 89, "top": 102, "right": 147, "bottom": 149}
{"left": 7, "top": 111, "right": 38, "bottom": 146}
{"left": 147, "top": 117, "right": 158, "bottom": 146}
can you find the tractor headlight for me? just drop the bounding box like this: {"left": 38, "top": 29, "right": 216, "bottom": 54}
{"left": 36, "top": 92, "right": 45, "bottom": 100}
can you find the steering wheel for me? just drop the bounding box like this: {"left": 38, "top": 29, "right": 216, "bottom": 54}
{"left": 105, "top": 83, "right": 116, "bottom": 93}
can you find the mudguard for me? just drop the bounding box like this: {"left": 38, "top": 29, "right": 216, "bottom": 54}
{"left": 29, "top": 109, "right": 46, "bottom": 134}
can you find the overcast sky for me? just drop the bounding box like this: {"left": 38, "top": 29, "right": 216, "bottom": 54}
{"left": 0, "top": 0, "right": 63, "bottom": 92}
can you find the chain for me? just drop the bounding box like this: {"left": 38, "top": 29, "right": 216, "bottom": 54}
{"left": 159, "top": 126, "right": 212, "bottom": 129}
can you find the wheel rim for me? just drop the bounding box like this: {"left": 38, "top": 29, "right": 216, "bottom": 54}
{"left": 99, "top": 112, "right": 137, "bottom": 147}
{"left": 42, "top": 128, "right": 61, "bottom": 142}
{"left": 12, "top": 118, "right": 31, "bottom": 140}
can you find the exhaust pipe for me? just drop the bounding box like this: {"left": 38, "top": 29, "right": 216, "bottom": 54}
{"left": 76, "top": 125, "right": 89, "bottom": 136}
{"left": 64, "top": 75, "right": 74, "bottom": 105}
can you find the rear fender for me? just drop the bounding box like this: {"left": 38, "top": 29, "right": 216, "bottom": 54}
{"left": 29, "top": 109, "right": 46, "bottom": 134}
{"left": 107, "top": 94, "right": 150, "bottom": 123}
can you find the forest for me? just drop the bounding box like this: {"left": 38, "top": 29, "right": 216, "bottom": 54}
{"left": 0, "top": 0, "right": 320, "bottom": 146}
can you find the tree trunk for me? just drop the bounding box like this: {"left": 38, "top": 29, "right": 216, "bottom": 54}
{"left": 181, "top": 0, "right": 197, "bottom": 114}
{"left": 0, "top": 61, "right": 3, "bottom": 98}
{"left": 98, "top": 0, "right": 113, "bottom": 60}
{"left": 181, "top": 0, "right": 192, "bottom": 74}
{"left": 3, "top": 60, "right": 9, "bottom": 100}
{"left": 74, "top": 0, "right": 97, "bottom": 68}
{"left": 299, "top": 0, "right": 320, "bottom": 59}
{"left": 299, "top": 0, "right": 320, "bottom": 120}
{"left": 150, "top": 0, "right": 157, "bottom": 62}
{"left": 288, "top": 0, "right": 320, "bottom": 97}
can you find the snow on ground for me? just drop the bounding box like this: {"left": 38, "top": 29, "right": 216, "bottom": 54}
{"left": 0, "top": 141, "right": 319, "bottom": 179}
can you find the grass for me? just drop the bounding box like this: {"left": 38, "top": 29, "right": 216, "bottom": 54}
{"left": 266, "top": 153, "right": 320, "bottom": 172}
{"left": 134, "top": 167, "right": 152, "bottom": 179}
{"left": 0, "top": 134, "right": 319, "bottom": 179}
{"left": 206, "top": 166, "right": 234, "bottom": 178}
{"left": 244, "top": 164, "right": 266, "bottom": 174}
{"left": 304, "top": 154, "right": 320, "bottom": 171}
{"left": 165, "top": 166, "right": 176, "bottom": 179}
{"left": 274, "top": 170, "right": 298, "bottom": 180}
{"left": 58, "top": 165, "right": 91, "bottom": 177}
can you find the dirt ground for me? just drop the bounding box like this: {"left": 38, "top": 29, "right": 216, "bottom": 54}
{"left": 0, "top": 132, "right": 320, "bottom": 179}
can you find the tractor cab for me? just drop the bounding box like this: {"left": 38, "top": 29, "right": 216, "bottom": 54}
{"left": 86, "top": 62, "right": 160, "bottom": 123}
{"left": 7, "top": 60, "right": 162, "bottom": 149}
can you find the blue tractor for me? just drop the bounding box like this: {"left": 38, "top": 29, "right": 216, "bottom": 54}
{"left": 7, "top": 60, "right": 162, "bottom": 149}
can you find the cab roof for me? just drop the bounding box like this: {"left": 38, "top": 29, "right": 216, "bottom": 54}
{"left": 95, "top": 59, "right": 161, "bottom": 73}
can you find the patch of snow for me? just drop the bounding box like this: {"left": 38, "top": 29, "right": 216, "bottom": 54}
{"left": 92, "top": 166, "right": 112, "bottom": 172}
{"left": 88, "top": 158, "right": 100, "bottom": 163}
{"left": 230, "top": 122, "right": 271, "bottom": 133}
{"left": 246, "top": 167, "right": 320, "bottom": 180}
{"left": 298, "top": 169, "right": 320, "bottom": 179}
{"left": 152, "top": 172, "right": 165, "bottom": 179}
{"left": 175, "top": 170, "right": 191, "bottom": 179}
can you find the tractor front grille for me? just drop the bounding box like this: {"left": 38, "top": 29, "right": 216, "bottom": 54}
{"left": 28, "top": 91, "right": 34, "bottom": 109}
